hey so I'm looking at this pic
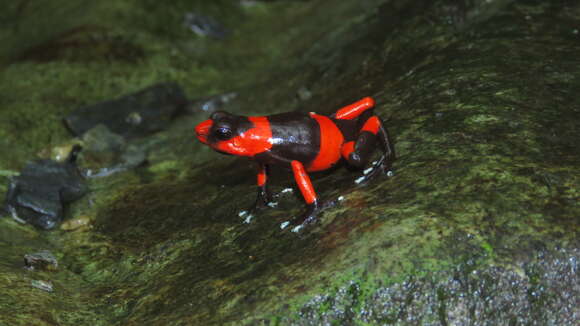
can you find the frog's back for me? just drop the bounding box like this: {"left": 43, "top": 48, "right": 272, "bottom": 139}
{"left": 257, "top": 112, "right": 320, "bottom": 164}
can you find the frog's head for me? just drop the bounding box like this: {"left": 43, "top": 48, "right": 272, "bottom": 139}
{"left": 195, "top": 111, "right": 239, "bottom": 146}
{"left": 195, "top": 111, "right": 273, "bottom": 157}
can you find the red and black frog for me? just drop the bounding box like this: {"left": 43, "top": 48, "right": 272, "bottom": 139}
{"left": 195, "top": 97, "right": 395, "bottom": 229}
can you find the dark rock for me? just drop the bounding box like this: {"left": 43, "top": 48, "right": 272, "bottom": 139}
{"left": 81, "top": 124, "right": 125, "bottom": 166}
{"left": 3, "top": 145, "right": 87, "bottom": 230}
{"left": 64, "top": 82, "right": 187, "bottom": 139}
{"left": 79, "top": 124, "right": 147, "bottom": 177}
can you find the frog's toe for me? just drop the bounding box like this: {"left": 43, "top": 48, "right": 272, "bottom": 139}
{"left": 280, "top": 215, "right": 317, "bottom": 232}
{"left": 354, "top": 167, "right": 380, "bottom": 185}
{"left": 246, "top": 200, "right": 275, "bottom": 216}
{"left": 290, "top": 216, "right": 317, "bottom": 233}
{"left": 280, "top": 201, "right": 322, "bottom": 232}
{"left": 238, "top": 210, "right": 255, "bottom": 224}
{"left": 354, "top": 156, "right": 393, "bottom": 185}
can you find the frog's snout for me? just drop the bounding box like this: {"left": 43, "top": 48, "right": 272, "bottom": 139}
{"left": 195, "top": 119, "right": 213, "bottom": 144}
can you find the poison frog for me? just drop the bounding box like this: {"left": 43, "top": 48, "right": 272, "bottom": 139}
{"left": 195, "top": 97, "right": 395, "bottom": 228}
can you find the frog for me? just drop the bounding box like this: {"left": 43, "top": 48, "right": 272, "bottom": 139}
{"left": 195, "top": 97, "right": 395, "bottom": 229}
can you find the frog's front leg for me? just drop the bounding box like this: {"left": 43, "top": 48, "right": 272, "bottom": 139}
{"left": 287, "top": 160, "right": 321, "bottom": 227}
{"left": 251, "top": 163, "right": 273, "bottom": 210}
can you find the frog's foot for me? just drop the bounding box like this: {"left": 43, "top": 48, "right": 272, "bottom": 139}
{"left": 353, "top": 156, "right": 394, "bottom": 185}
{"left": 239, "top": 193, "right": 277, "bottom": 224}
{"left": 273, "top": 187, "right": 294, "bottom": 199}
{"left": 280, "top": 202, "right": 320, "bottom": 232}
{"left": 238, "top": 209, "right": 256, "bottom": 224}
{"left": 252, "top": 192, "right": 277, "bottom": 211}
{"left": 280, "top": 199, "right": 341, "bottom": 232}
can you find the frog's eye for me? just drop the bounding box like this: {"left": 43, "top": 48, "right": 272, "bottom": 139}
{"left": 214, "top": 127, "right": 233, "bottom": 140}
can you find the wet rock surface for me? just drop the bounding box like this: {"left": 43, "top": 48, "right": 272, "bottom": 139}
{"left": 294, "top": 247, "right": 579, "bottom": 326}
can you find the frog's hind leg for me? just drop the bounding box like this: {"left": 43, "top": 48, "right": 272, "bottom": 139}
{"left": 341, "top": 115, "right": 395, "bottom": 184}
{"left": 333, "top": 96, "right": 380, "bottom": 169}
{"left": 333, "top": 96, "right": 395, "bottom": 182}
{"left": 333, "top": 97, "right": 375, "bottom": 120}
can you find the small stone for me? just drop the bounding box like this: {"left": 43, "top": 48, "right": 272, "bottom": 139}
{"left": 37, "top": 142, "right": 82, "bottom": 162}
{"left": 183, "top": 12, "right": 229, "bottom": 39}
{"left": 80, "top": 125, "right": 147, "bottom": 178}
{"left": 60, "top": 215, "right": 91, "bottom": 231}
{"left": 296, "top": 86, "right": 312, "bottom": 101}
{"left": 125, "top": 112, "right": 143, "bottom": 126}
{"left": 24, "top": 250, "right": 58, "bottom": 271}
{"left": 186, "top": 92, "right": 238, "bottom": 114}
{"left": 31, "top": 280, "right": 53, "bottom": 292}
